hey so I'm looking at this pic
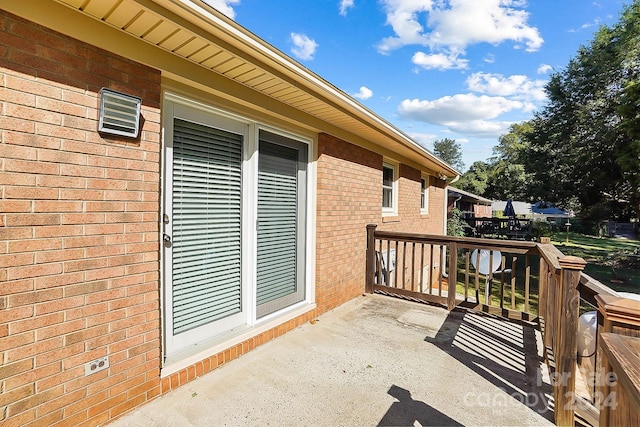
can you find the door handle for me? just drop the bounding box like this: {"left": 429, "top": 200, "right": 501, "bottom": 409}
{"left": 163, "top": 233, "right": 171, "bottom": 243}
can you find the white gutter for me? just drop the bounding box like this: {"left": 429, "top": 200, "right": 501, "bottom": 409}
{"left": 165, "top": 0, "right": 458, "bottom": 177}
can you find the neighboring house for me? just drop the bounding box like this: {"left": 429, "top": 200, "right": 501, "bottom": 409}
{"left": 492, "top": 200, "right": 533, "bottom": 218}
{"left": 531, "top": 201, "right": 573, "bottom": 223}
{"left": 0, "top": 1, "right": 457, "bottom": 425}
{"left": 447, "top": 187, "right": 492, "bottom": 218}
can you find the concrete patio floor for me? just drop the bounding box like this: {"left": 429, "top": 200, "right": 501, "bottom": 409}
{"left": 110, "top": 294, "right": 555, "bottom": 426}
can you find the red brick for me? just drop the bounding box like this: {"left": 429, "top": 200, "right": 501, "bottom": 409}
{"left": 35, "top": 248, "right": 84, "bottom": 264}
{"left": 87, "top": 393, "right": 127, "bottom": 419}
{"left": 8, "top": 238, "right": 62, "bottom": 253}
{"left": 0, "top": 227, "right": 34, "bottom": 241}
{"left": 37, "top": 318, "right": 85, "bottom": 341}
{"left": 32, "top": 200, "right": 82, "bottom": 213}
{"left": 0, "top": 252, "right": 34, "bottom": 268}
{"left": 4, "top": 131, "right": 60, "bottom": 150}
{"left": 35, "top": 295, "right": 84, "bottom": 316}
{"left": 36, "top": 364, "right": 85, "bottom": 393}
{"left": 34, "top": 225, "right": 82, "bottom": 238}
{"left": 8, "top": 288, "right": 62, "bottom": 307}
{"left": 5, "top": 361, "right": 61, "bottom": 391}
{"left": 64, "top": 390, "right": 108, "bottom": 417}
{"left": 59, "top": 189, "right": 104, "bottom": 200}
{"left": 0, "top": 358, "right": 33, "bottom": 380}
{"left": 7, "top": 262, "right": 63, "bottom": 281}
{"left": 84, "top": 223, "right": 125, "bottom": 236}
{"left": 0, "top": 384, "right": 35, "bottom": 410}
{"left": 84, "top": 266, "right": 126, "bottom": 282}
{"left": 4, "top": 160, "right": 59, "bottom": 177}
{"left": 50, "top": 410, "right": 87, "bottom": 427}
{"left": 0, "top": 115, "right": 35, "bottom": 133}
{"left": 0, "top": 142, "right": 37, "bottom": 160}
{"left": 5, "top": 213, "right": 61, "bottom": 227}
{"left": 34, "top": 272, "right": 83, "bottom": 290}
{"left": 5, "top": 103, "right": 62, "bottom": 125}
{"left": 62, "top": 235, "right": 105, "bottom": 249}
{"left": 10, "top": 312, "right": 64, "bottom": 334}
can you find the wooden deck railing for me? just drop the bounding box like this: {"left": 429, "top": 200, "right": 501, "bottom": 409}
{"left": 365, "top": 224, "right": 640, "bottom": 427}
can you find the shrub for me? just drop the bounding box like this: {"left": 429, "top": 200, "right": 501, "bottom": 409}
{"left": 447, "top": 208, "right": 466, "bottom": 237}
{"left": 531, "top": 220, "right": 553, "bottom": 240}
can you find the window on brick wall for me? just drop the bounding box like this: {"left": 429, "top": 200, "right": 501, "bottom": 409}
{"left": 421, "top": 176, "right": 429, "bottom": 214}
{"left": 382, "top": 163, "right": 396, "bottom": 213}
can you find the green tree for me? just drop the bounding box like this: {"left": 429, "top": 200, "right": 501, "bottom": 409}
{"left": 525, "top": 1, "right": 640, "bottom": 220}
{"left": 484, "top": 122, "right": 533, "bottom": 201}
{"left": 457, "top": 161, "right": 490, "bottom": 195}
{"left": 433, "top": 138, "right": 464, "bottom": 172}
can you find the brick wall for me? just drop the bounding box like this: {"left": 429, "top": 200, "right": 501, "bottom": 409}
{"left": 382, "top": 166, "right": 446, "bottom": 235}
{"left": 0, "top": 11, "right": 162, "bottom": 426}
{"left": 0, "top": 10, "right": 451, "bottom": 425}
{"left": 315, "top": 133, "right": 446, "bottom": 313}
{"left": 315, "top": 133, "right": 381, "bottom": 312}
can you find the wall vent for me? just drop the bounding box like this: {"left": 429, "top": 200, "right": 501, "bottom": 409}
{"left": 98, "top": 88, "right": 141, "bottom": 138}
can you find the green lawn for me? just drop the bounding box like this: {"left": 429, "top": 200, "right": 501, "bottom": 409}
{"left": 550, "top": 232, "right": 640, "bottom": 294}
{"left": 452, "top": 232, "right": 640, "bottom": 315}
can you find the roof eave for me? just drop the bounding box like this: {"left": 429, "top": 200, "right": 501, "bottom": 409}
{"left": 157, "top": 0, "right": 458, "bottom": 177}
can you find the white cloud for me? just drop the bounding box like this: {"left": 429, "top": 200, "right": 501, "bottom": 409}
{"left": 290, "top": 33, "right": 318, "bottom": 60}
{"left": 465, "top": 72, "right": 547, "bottom": 101}
{"left": 412, "top": 51, "right": 468, "bottom": 70}
{"left": 447, "top": 120, "right": 514, "bottom": 138}
{"left": 408, "top": 132, "right": 438, "bottom": 148}
{"left": 201, "top": 0, "right": 241, "bottom": 19}
{"left": 483, "top": 53, "right": 496, "bottom": 64}
{"left": 537, "top": 64, "right": 553, "bottom": 74}
{"left": 399, "top": 94, "right": 525, "bottom": 123}
{"left": 377, "top": 0, "right": 543, "bottom": 58}
{"left": 339, "top": 0, "right": 354, "bottom": 16}
{"left": 397, "top": 93, "right": 529, "bottom": 138}
{"left": 352, "top": 86, "right": 373, "bottom": 100}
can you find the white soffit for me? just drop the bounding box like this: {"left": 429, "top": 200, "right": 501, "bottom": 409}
{"left": 51, "top": 0, "right": 457, "bottom": 176}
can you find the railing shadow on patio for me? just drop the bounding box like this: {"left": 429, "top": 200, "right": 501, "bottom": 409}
{"left": 424, "top": 309, "right": 554, "bottom": 423}
{"left": 365, "top": 224, "right": 640, "bottom": 427}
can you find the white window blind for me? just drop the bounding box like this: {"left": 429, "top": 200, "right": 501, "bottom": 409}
{"left": 256, "top": 138, "right": 305, "bottom": 317}
{"left": 171, "top": 118, "right": 243, "bottom": 334}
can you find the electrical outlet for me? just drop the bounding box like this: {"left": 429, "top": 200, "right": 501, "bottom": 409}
{"left": 85, "top": 356, "right": 109, "bottom": 376}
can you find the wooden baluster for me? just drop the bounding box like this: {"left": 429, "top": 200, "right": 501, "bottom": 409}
{"left": 410, "top": 242, "right": 416, "bottom": 292}
{"left": 401, "top": 241, "right": 407, "bottom": 290}
{"left": 510, "top": 255, "right": 517, "bottom": 310}
{"left": 447, "top": 242, "right": 458, "bottom": 310}
{"left": 429, "top": 244, "right": 434, "bottom": 294}
{"left": 393, "top": 241, "right": 399, "bottom": 288}
{"left": 499, "top": 255, "right": 506, "bottom": 309}
{"left": 524, "top": 254, "right": 530, "bottom": 314}
{"left": 438, "top": 245, "right": 445, "bottom": 297}
{"left": 474, "top": 249, "right": 480, "bottom": 303}
{"left": 419, "top": 243, "right": 425, "bottom": 293}
{"left": 464, "top": 250, "right": 470, "bottom": 302}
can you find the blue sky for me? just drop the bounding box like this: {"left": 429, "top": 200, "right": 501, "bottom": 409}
{"left": 204, "top": 0, "right": 628, "bottom": 171}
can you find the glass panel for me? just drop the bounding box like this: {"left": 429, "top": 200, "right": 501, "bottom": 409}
{"left": 172, "top": 118, "right": 243, "bottom": 334}
{"left": 256, "top": 132, "right": 307, "bottom": 318}
{"left": 383, "top": 188, "right": 393, "bottom": 209}
{"left": 383, "top": 165, "right": 394, "bottom": 187}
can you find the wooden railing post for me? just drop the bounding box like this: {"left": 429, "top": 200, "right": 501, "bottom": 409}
{"left": 595, "top": 293, "right": 640, "bottom": 425}
{"left": 447, "top": 242, "right": 457, "bottom": 311}
{"left": 554, "top": 255, "right": 586, "bottom": 427}
{"left": 365, "top": 224, "right": 377, "bottom": 294}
